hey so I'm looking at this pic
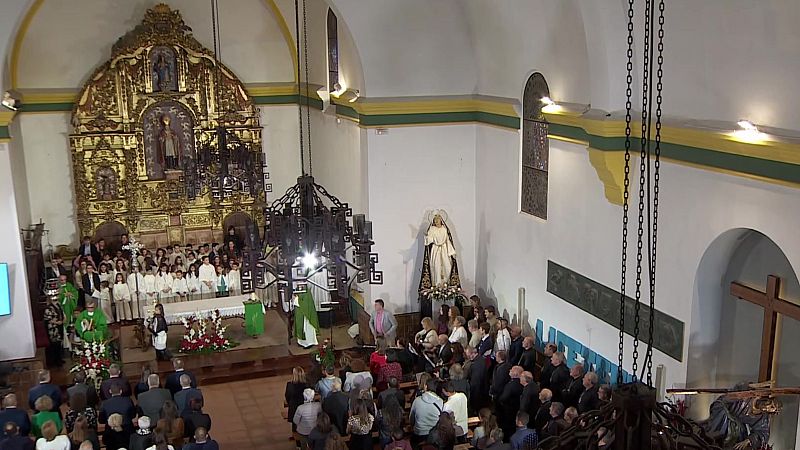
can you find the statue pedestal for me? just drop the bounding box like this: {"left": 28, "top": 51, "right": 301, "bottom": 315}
{"left": 164, "top": 169, "right": 182, "bottom": 181}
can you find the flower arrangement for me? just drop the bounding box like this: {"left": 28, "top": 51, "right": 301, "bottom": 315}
{"left": 69, "top": 340, "right": 112, "bottom": 389}
{"left": 421, "top": 283, "right": 464, "bottom": 303}
{"left": 178, "top": 309, "right": 236, "bottom": 354}
{"left": 312, "top": 338, "right": 335, "bottom": 368}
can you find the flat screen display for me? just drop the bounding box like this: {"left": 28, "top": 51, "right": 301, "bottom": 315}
{"left": 0, "top": 263, "right": 10, "bottom": 316}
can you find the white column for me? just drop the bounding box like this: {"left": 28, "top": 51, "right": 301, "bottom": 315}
{"left": 0, "top": 142, "right": 36, "bottom": 360}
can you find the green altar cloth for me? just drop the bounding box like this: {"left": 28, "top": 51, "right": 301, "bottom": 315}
{"left": 244, "top": 301, "right": 265, "bottom": 336}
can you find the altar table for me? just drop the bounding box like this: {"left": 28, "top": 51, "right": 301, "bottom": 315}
{"left": 162, "top": 294, "right": 253, "bottom": 324}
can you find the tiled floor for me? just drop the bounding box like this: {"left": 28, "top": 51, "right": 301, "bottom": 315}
{"left": 203, "top": 375, "right": 297, "bottom": 450}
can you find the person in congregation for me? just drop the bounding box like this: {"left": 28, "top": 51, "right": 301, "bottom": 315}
{"left": 489, "top": 351, "right": 510, "bottom": 402}
{"left": 0, "top": 394, "right": 31, "bottom": 437}
{"left": 181, "top": 398, "right": 211, "bottom": 442}
{"left": 561, "top": 363, "right": 586, "bottom": 409}
{"left": 578, "top": 371, "right": 601, "bottom": 414}
{"left": 156, "top": 400, "right": 185, "bottom": 449}
{"left": 415, "top": 317, "right": 438, "bottom": 352}
{"left": 377, "top": 377, "right": 405, "bottom": 410}
{"left": 343, "top": 359, "right": 372, "bottom": 393}
{"left": 548, "top": 352, "right": 571, "bottom": 402}
{"left": 64, "top": 392, "right": 97, "bottom": 433}
{"left": 465, "top": 346, "right": 490, "bottom": 414}
{"left": 563, "top": 407, "right": 579, "bottom": 427}
{"left": 182, "top": 427, "right": 218, "bottom": 450}
{"left": 28, "top": 371, "right": 61, "bottom": 412}
{"left": 467, "top": 320, "right": 481, "bottom": 350}
{"left": 448, "top": 316, "right": 468, "bottom": 348}
{"left": 42, "top": 294, "right": 65, "bottom": 368}
{"left": 471, "top": 408, "right": 498, "bottom": 450}
{"left": 99, "top": 385, "right": 136, "bottom": 435}
{"left": 148, "top": 303, "right": 170, "bottom": 361}
{"left": 81, "top": 264, "right": 101, "bottom": 308}
{"left": 538, "top": 343, "right": 557, "bottom": 391}
{"left": 347, "top": 399, "right": 375, "bottom": 450}
{"left": 1, "top": 422, "right": 34, "bottom": 450}
{"left": 369, "top": 299, "right": 398, "bottom": 344}
{"left": 370, "top": 337, "right": 389, "bottom": 378}
{"left": 172, "top": 270, "right": 189, "bottom": 301}
{"left": 448, "top": 364, "right": 469, "bottom": 399}
{"left": 31, "top": 396, "right": 62, "bottom": 439}
{"left": 165, "top": 359, "right": 197, "bottom": 396}
{"left": 508, "top": 326, "right": 524, "bottom": 366}
{"left": 476, "top": 322, "right": 494, "bottom": 357}
{"left": 100, "top": 364, "right": 131, "bottom": 400}
{"left": 436, "top": 304, "right": 450, "bottom": 335}
{"left": 293, "top": 388, "right": 322, "bottom": 448}
{"left": 174, "top": 374, "right": 203, "bottom": 416}
{"left": 442, "top": 382, "right": 468, "bottom": 443}
{"left": 409, "top": 378, "right": 444, "bottom": 445}
{"left": 519, "top": 371, "right": 540, "bottom": 428}
{"left": 484, "top": 428, "right": 510, "bottom": 450}
{"left": 497, "top": 365, "right": 524, "bottom": 439}
{"left": 543, "top": 402, "right": 568, "bottom": 439}
{"left": 307, "top": 411, "right": 335, "bottom": 450}
{"left": 67, "top": 416, "right": 100, "bottom": 450}
{"left": 436, "top": 334, "right": 453, "bottom": 366}
{"left": 533, "top": 389, "right": 553, "bottom": 434}
{"left": 321, "top": 379, "right": 349, "bottom": 436}
{"left": 426, "top": 411, "right": 458, "bottom": 450}
{"left": 34, "top": 420, "right": 70, "bottom": 450}
{"left": 493, "top": 318, "right": 511, "bottom": 357}
{"left": 101, "top": 413, "right": 131, "bottom": 450}
{"left": 316, "top": 366, "right": 340, "bottom": 401}
{"left": 598, "top": 384, "right": 612, "bottom": 407}
{"left": 378, "top": 352, "right": 403, "bottom": 392}
{"left": 466, "top": 295, "right": 485, "bottom": 324}
{"left": 509, "top": 411, "right": 537, "bottom": 450}
{"left": 137, "top": 374, "right": 171, "bottom": 423}
{"left": 484, "top": 306, "right": 498, "bottom": 332}
{"left": 128, "top": 417, "right": 155, "bottom": 450}
{"left": 284, "top": 367, "right": 308, "bottom": 431}
{"left": 45, "top": 254, "right": 68, "bottom": 280}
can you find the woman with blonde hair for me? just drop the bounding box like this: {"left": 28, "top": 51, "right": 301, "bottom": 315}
{"left": 285, "top": 366, "right": 308, "bottom": 431}
{"left": 415, "top": 317, "right": 438, "bottom": 351}
{"left": 32, "top": 396, "right": 62, "bottom": 438}
{"left": 35, "top": 420, "right": 70, "bottom": 450}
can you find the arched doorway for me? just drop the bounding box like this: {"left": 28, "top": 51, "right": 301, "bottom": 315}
{"left": 93, "top": 221, "right": 128, "bottom": 254}
{"left": 687, "top": 228, "right": 800, "bottom": 448}
{"left": 222, "top": 212, "right": 259, "bottom": 249}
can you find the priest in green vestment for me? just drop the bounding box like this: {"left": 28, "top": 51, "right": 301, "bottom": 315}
{"left": 293, "top": 291, "right": 319, "bottom": 348}
{"left": 58, "top": 275, "right": 78, "bottom": 326}
{"left": 75, "top": 300, "right": 109, "bottom": 343}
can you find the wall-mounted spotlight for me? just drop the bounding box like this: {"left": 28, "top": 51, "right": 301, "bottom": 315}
{"left": 1, "top": 91, "right": 21, "bottom": 111}
{"left": 541, "top": 96, "right": 562, "bottom": 114}
{"left": 731, "top": 119, "right": 768, "bottom": 144}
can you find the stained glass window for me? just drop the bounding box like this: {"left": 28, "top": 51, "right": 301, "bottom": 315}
{"left": 327, "top": 9, "right": 339, "bottom": 91}
{"left": 521, "top": 73, "right": 550, "bottom": 219}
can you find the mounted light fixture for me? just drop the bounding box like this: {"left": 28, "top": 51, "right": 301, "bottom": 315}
{"left": 1, "top": 91, "right": 21, "bottom": 111}
{"left": 540, "top": 96, "right": 562, "bottom": 114}
{"left": 731, "top": 119, "right": 769, "bottom": 144}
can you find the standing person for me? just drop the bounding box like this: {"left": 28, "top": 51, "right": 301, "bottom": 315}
{"left": 128, "top": 417, "right": 155, "bottom": 450}
{"left": 466, "top": 295, "right": 485, "bottom": 324}
{"left": 548, "top": 352, "right": 571, "bottom": 402}
{"left": 346, "top": 400, "right": 375, "bottom": 450}
{"left": 293, "top": 389, "right": 321, "bottom": 448}
{"left": 101, "top": 413, "right": 132, "bottom": 450}
{"left": 369, "top": 299, "right": 397, "bottom": 344}
{"left": 476, "top": 322, "right": 494, "bottom": 357}
{"left": 493, "top": 318, "right": 511, "bottom": 357}
{"left": 155, "top": 400, "right": 185, "bottom": 449}
{"left": 127, "top": 266, "right": 145, "bottom": 319}
{"left": 34, "top": 420, "right": 70, "bottom": 450}
{"left": 155, "top": 264, "right": 174, "bottom": 303}
{"left": 415, "top": 317, "right": 438, "bottom": 351}
{"left": 409, "top": 379, "right": 443, "bottom": 445}
{"left": 484, "top": 306, "right": 498, "bottom": 332}
{"left": 426, "top": 412, "right": 457, "bottom": 450}
{"left": 489, "top": 351, "right": 511, "bottom": 401}
{"left": 171, "top": 270, "right": 188, "bottom": 302}
{"left": 185, "top": 264, "right": 200, "bottom": 300}
{"left": 284, "top": 367, "right": 307, "bottom": 432}
{"left": 465, "top": 347, "right": 489, "bottom": 414}
{"left": 226, "top": 262, "right": 240, "bottom": 295}
{"left": 442, "top": 382, "right": 468, "bottom": 443}
{"left": 214, "top": 266, "right": 228, "bottom": 298}
{"left": 519, "top": 371, "right": 540, "bottom": 428}
{"left": 165, "top": 359, "right": 197, "bottom": 396}
{"left": 223, "top": 226, "right": 242, "bottom": 252}
{"left": 137, "top": 375, "right": 171, "bottom": 425}
{"left": 539, "top": 344, "right": 558, "bottom": 391}
{"left": 148, "top": 304, "right": 170, "bottom": 361}
{"left": 507, "top": 326, "right": 524, "bottom": 366}
{"left": 42, "top": 294, "right": 65, "bottom": 368}
{"left": 82, "top": 264, "right": 101, "bottom": 308}
{"left": 436, "top": 304, "right": 450, "bottom": 335}
{"left": 561, "top": 364, "right": 586, "bottom": 409}
{"left": 197, "top": 257, "right": 215, "bottom": 299}
{"left": 471, "top": 408, "right": 498, "bottom": 450}
{"left": 0, "top": 394, "right": 31, "bottom": 437}
{"left": 143, "top": 267, "right": 158, "bottom": 306}
{"left": 98, "top": 281, "right": 114, "bottom": 325}
{"left": 112, "top": 273, "right": 132, "bottom": 322}
{"left": 497, "top": 366, "right": 524, "bottom": 440}
{"left": 448, "top": 316, "right": 468, "bottom": 348}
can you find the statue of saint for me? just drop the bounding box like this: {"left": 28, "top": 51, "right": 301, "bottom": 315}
{"left": 424, "top": 213, "right": 457, "bottom": 287}
{"left": 158, "top": 115, "right": 182, "bottom": 170}
{"left": 153, "top": 53, "right": 173, "bottom": 92}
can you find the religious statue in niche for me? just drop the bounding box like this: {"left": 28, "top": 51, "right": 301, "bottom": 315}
{"left": 418, "top": 210, "right": 462, "bottom": 318}
{"left": 142, "top": 102, "right": 194, "bottom": 179}
{"left": 150, "top": 46, "right": 178, "bottom": 92}
{"left": 158, "top": 115, "right": 182, "bottom": 170}
{"left": 95, "top": 166, "right": 118, "bottom": 200}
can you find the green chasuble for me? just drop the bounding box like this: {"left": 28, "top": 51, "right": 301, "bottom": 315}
{"left": 76, "top": 310, "right": 109, "bottom": 342}
{"left": 59, "top": 283, "right": 79, "bottom": 325}
{"left": 244, "top": 301, "right": 265, "bottom": 336}
{"left": 293, "top": 291, "right": 320, "bottom": 341}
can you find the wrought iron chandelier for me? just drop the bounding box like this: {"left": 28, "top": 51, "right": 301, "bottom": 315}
{"left": 260, "top": 0, "right": 382, "bottom": 300}
{"left": 539, "top": 0, "right": 721, "bottom": 448}
{"left": 186, "top": 0, "right": 268, "bottom": 202}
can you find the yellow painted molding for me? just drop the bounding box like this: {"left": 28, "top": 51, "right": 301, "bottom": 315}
{"left": 245, "top": 82, "right": 298, "bottom": 97}
{"left": 10, "top": 0, "right": 45, "bottom": 89}
{"left": 0, "top": 111, "right": 18, "bottom": 126}
{"left": 349, "top": 95, "right": 518, "bottom": 117}
{"left": 587, "top": 148, "right": 626, "bottom": 205}
{"left": 18, "top": 88, "right": 77, "bottom": 104}
{"left": 262, "top": 0, "right": 298, "bottom": 83}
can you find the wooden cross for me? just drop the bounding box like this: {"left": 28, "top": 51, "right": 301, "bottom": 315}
{"left": 730, "top": 275, "right": 800, "bottom": 382}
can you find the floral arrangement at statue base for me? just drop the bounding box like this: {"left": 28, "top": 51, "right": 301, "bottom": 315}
{"left": 179, "top": 309, "right": 238, "bottom": 354}
{"left": 70, "top": 340, "right": 112, "bottom": 389}
{"left": 420, "top": 283, "right": 464, "bottom": 304}
{"left": 312, "top": 338, "right": 336, "bottom": 368}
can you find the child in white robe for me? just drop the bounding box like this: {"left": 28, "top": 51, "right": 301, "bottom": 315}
{"left": 186, "top": 264, "right": 201, "bottom": 300}
{"left": 127, "top": 267, "right": 145, "bottom": 319}
{"left": 143, "top": 266, "right": 158, "bottom": 306}
{"left": 172, "top": 269, "right": 189, "bottom": 301}
{"left": 215, "top": 265, "right": 228, "bottom": 298}
{"left": 112, "top": 273, "right": 132, "bottom": 321}
{"left": 155, "top": 264, "right": 174, "bottom": 303}
{"left": 227, "top": 262, "right": 241, "bottom": 295}
{"left": 99, "top": 281, "right": 114, "bottom": 324}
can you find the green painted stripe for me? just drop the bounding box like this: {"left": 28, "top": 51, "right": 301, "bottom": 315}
{"left": 358, "top": 111, "right": 518, "bottom": 129}
{"left": 0, "top": 126, "right": 9, "bottom": 139}
{"left": 252, "top": 95, "right": 299, "bottom": 105}
{"left": 548, "top": 123, "right": 626, "bottom": 150}
{"left": 334, "top": 104, "right": 359, "bottom": 120}
{"left": 19, "top": 102, "right": 74, "bottom": 112}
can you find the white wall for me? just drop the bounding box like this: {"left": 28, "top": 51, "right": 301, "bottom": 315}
{"left": 19, "top": 113, "right": 77, "bottom": 246}
{"left": 261, "top": 105, "right": 302, "bottom": 201}
{"left": 367, "top": 125, "right": 477, "bottom": 315}
{"left": 475, "top": 123, "right": 800, "bottom": 390}
{"left": 0, "top": 142, "right": 36, "bottom": 361}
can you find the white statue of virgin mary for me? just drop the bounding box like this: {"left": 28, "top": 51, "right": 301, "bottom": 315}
{"left": 424, "top": 213, "right": 457, "bottom": 287}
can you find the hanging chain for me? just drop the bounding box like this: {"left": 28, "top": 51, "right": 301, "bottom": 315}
{"left": 302, "top": 0, "right": 313, "bottom": 176}
{"left": 618, "top": 0, "right": 636, "bottom": 385}
{"left": 293, "top": 0, "right": 305, "bottom": 175}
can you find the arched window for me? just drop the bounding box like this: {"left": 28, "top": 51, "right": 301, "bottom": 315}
{"left": 327, "top": 8, "right": 339, "bottom": 92}
{"left": 520, "top": 73, "right": 550, "bottom": 219}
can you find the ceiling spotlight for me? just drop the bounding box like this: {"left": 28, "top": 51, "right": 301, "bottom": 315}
{"left": 1, "top": 91, "right": 21, "bottom": 111}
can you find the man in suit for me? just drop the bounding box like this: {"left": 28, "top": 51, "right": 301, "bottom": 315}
{"left": 476, "top": 322, "right": 494, "bottom": 357}
{"left": 184, "top": 427, "right": 219, "bottom": 450}
{"left": 27, "top": 370, "right": 61, "bottom": 412}
{"left": 368, "top": 299, "right": 397, "bottom": 344}
{"left": 534, "top": 389, "right": 553, "bottom": 434}
{"left": 174, "top": 374, "right": 203, "bottom": 415}
{"left": 0, "top": 394, "right": 30, "bottom": 437}
{"left": 465, "top": 347, "right": 489, "bottom": 414}
{"left": 578, "top": 371, "right": 601, "bottom": 414}
{"left": 489, "top": 350, "right": 511, "bottom": 400}
{"left": 377, "top": 377, "right": 406, "bottom": 409}
{"left": 539, "top": 343, "right": 557, "bottom": 390}
{"left": 82, "top": 264, "right": 101, "bottom": 303}
{"left": 137, "top": 374, "right": 171, "bottom": 421}
{"left": 182, "top": 398, "right": 212, "bottom": 441}
{"left": 100, "top": 364, "right": 131, "bottom": 400}
{"left": 322, "top": 379, "right": 349, "bottom": 434}
{"left": 67, "top": 371, "right": 98, "bottom": 408}
{"left": 0, "top": 423, "right": 33, "bottom": 450}
{"left": 518, "top": 336, "right": 537, "bottom": 374}
{"left": 77, "top": 236, "right": 101, "bottom": 267}
{"left": 497, "top": 365, "right": 524, "bottom": 440}
{"left": 519, "top": 371, "right": 540, "bottom": 428}
{"left": 548, "top": 352, "right": 571, "bottom": 402}
{"left": 45, "top": 254, "right": 68, "bottom": 280}
{"left": 99, "top": 384, "right": 137, "bottom": 432}
{"left": 507, "top": 326, "right": 524, "bottom": 366}
{"left": 436, "top": 334, "right": 453, "bottom": 365}
{"left": 166, "top": 359, "right": 197, "bottom": 396}
{"left": 561, "top": 363, "right": 586, "bottom": 409}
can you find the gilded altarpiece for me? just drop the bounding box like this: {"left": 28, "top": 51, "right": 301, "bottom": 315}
{"left": 70, "top": 4, "right": 267, "bottom": 248}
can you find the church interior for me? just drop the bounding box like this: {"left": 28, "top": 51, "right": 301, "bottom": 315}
{"left": 0, "top": 0, "right": 799, "bottom": 449}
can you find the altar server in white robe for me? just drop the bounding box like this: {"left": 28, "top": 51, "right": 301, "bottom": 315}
{"left": 156, "top": 264, "right": 174, "bottom": 302}
{"left": 198, "top": 256, "right": 216, "bottom": 299}
{"left": 227, "top": 262, "right": 241, "bottom": 295}
{"left": 149, "top": 303, "right": 170, "bottom": 360}
{"left": 186, "top": 264, "right": 201, "bottom": 300}
{"left": 143, "top": 266, "right": 158, "bottom": 305}
{"left": 127, "top": 266, "right": 146, "bottom": 319}
{"left": 113, "top": 272, "right": 132, "bottom": 321}
{"left": 172, "top": 270, "right": 189, "bottom": 301}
